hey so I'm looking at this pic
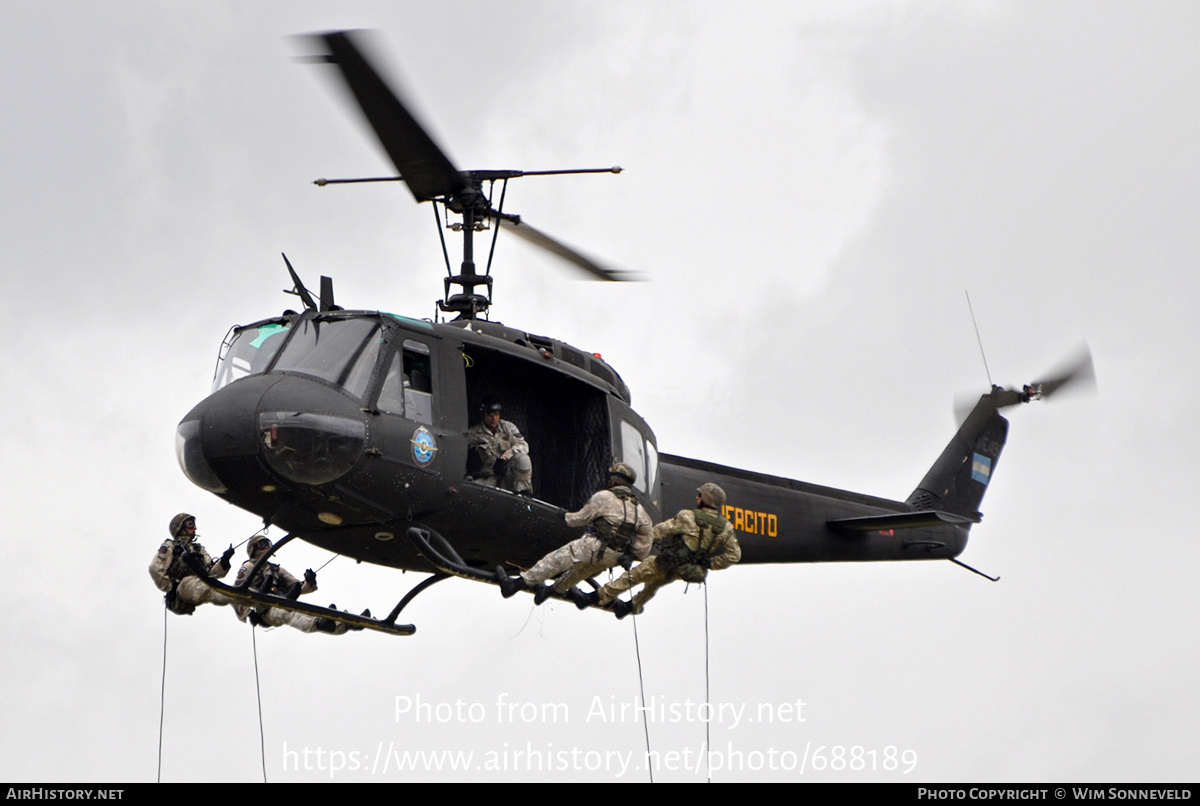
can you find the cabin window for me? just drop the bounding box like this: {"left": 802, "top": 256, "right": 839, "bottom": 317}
{"left": 212, "top": 321, "right": 290, "bottom": 392}
{"left": 377, "top": 339, "right": 434, "bottom": 425}
{"left": 271, "top": 317, "right": 383, "bottom": 400}
{"left": 620, "top": 420, "right": 649, "bottom": 493}
{"left": 645, "top": 440, "right": 659, "bottom": 494}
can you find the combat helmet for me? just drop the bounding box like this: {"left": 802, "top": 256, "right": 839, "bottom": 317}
{"left": 697, "top": 483, "right": 726, "bottom": 510}
{"left": 169, "top": 512, "right": 196, "bottom": 540}
{"left": 609, "top": 462, "right": 637, "bottom": 486}
{"left": 248, "top": 535, "right": 272, "bottom": 556}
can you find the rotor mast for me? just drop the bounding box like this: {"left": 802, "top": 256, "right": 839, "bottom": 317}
{"left": 441, "top": 180, "right": 491, "bottom": 318}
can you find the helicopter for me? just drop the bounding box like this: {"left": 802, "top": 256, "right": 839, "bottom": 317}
{"left": 177, "top": 31, "right": 1094, "bottom": 635}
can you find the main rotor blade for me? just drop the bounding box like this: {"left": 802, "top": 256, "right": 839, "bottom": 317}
{"left": 1034, "top": 344, "right": 1096, "bottom": 399}
{"left": 308, "top": 30, "right": 466, "bottom": 202}
{"left": 496, "top": 216, "right": 637, "bottom": 281}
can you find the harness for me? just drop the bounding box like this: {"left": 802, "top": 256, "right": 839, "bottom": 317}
{"left": 658, "top": 508, "right": 729, "bottom": 584}
{"left": 590, "top": 487, "right": 640, "bottom": 555}
{"left": 164, "top": 579, "right": 196, "bottom": 616}
{"left": 162, "top": 540, "right": 198, "bottom": 615}
{"left": 244, "top": 562, "right": 284, "bottom": 595}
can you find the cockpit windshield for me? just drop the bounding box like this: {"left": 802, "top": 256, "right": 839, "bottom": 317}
{"left": 212, "top": 320, "right": 291, "bottom": 392}
{"left": 270, "top": 316, "right": 384, "bottom": 401}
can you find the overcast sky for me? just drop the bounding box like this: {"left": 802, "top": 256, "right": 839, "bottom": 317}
{"left": 2, "top": 0, "right": 1197, "bottom": 783}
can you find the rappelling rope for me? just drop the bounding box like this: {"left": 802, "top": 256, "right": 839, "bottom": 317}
{"left": 157, "top": 604, "right": 168, "bottom": 783}
{"left": 155, "top": 525, "right": 291, "bottom": 786}
{"left": 624, "top": 581, "right": 714, "bottom": 783}
{"left": 629, "top": 605, "right": 654, "bottom": 784}
{"left": 251, "top": 624, "right": 268, "bottom": 783}
{"left": 703, "top": 583, "right": 712, "bottom": 783}
{"left": 607, "top": 561, "right": 656, "bottom": 784}
{"left": 232, "top": 528, "right": 266, "bottom": 554}
{"left": 249, "top": 526, "right": 339, "bottom": 573}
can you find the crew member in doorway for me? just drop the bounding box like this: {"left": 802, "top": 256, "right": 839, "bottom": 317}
{"left": 497, "top": 462, "right": 652, "bottom": 605}
{"left": 149, "top": 513, "right": 235, "bottom": 615}
{"left": 466, "top": 399, "right": 533, "bottom": 495}
{"left": 234, "top": 535, "right": 350, "bottom": 635}
{"left": 593, "top": 483, "right": 741, "bottom": 617}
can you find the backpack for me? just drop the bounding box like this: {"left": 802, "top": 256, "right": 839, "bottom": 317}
{"left": 591, "top": 487, "right": 640, "bottom": 554}
{"left": 660, "top": 509, "right": 729, "bottom": 583}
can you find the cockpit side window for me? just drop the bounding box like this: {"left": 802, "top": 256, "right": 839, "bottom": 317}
{"left": 212, "top": 321, "right": 290, "bottom": 392}
{"left": 271, "top": 317, "right": 384, "bottom": 401}
{"left": 376, "top": 338, "right": 433, "bottom": 425}
{"left": 377, "top": 353, "right": 405, "bottom": 416}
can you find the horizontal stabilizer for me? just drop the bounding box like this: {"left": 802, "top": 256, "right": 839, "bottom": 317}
{"left": 828, "top": 510, "right": 979, "bottom": 534}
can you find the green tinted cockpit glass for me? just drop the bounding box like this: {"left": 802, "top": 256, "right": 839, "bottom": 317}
{"left": 249, "top": 323, "right": 288, "bottom": 348}
{"left": 212, "top": 321, "right": 291, "bottom": 392}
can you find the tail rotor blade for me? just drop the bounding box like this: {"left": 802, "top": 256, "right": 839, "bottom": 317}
{"left": 953, "top": 343, "right": 1096, "bottom": 423}
{"left": 1033, "top": 344, "right": 1096, "bottom": 400}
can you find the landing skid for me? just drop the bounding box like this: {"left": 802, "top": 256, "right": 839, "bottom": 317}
{"left": 181, "top": 552, "right": 418, "bottom": 637}
{"left": 407, "top": 527, "right": 618, "bottom": 613}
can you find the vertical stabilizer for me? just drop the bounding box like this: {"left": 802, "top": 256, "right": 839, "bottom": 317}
{"left": 907, "top": 391, "right": 1014, "bottom": 520}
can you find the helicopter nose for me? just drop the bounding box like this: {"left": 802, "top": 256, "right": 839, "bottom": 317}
{"left": 257, "top": 410, "right": 366, "bottom": 485}
{"left": 177, "top": 375, "right": 280, "bottom": 494}
{"left": 177, "top": 374, "right": 367, "bottom": 494}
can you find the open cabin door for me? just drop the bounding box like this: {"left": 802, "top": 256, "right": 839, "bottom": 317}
{"left": 460, "top": 343, "right": 613, "bottom": 512}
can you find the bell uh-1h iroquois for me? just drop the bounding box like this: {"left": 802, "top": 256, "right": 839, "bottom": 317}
{"left": 176, "top": 31, "right": 1093, "bottom": 635}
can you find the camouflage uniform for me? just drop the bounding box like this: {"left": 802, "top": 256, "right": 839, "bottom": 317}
{"left": 467, "top": 418, "right": 533, "bottom": 493}
{"left": 232, "top": 558, "right": 343, "bottom": 634}
{"left": 597, "top": 508, "right": 741, "bottom": 613}
{"left": 522, "top": 486, "right": 653, "bottom": 592}
{"left": 149, "top": 532, "right": 232, "bottom": 613}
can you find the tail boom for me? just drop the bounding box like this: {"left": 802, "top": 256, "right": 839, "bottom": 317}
{"left": 658, "top": 454, "right": 968, "bottom": 565}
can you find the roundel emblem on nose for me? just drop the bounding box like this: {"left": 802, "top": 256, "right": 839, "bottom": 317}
{"left": 411, "top": 425, "right": 438, "bottom": 466}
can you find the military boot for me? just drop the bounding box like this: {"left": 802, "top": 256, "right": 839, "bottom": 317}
{"left": 568, "top": 587, "right": 593, "bottom": 610}
{"left": 495, "top": 566, "right": 525, "bottom": 599}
